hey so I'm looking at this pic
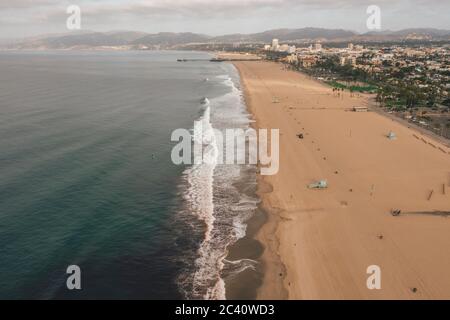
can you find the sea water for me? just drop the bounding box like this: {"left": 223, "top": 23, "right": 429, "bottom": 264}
{"left": 0, "top": 50, "right": 259, "bottom": 299}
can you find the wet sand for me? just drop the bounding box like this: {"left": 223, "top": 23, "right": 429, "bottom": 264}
{"left": 232, "top": 59, "right": 450, "bottom": 300}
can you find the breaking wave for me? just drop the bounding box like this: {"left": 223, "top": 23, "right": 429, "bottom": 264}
{"left": 178, "top": 69, "right": 258, "bottom": 300}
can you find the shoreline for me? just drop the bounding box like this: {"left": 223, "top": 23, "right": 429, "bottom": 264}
{"left": 221, "top": 62, "right": 277, "bottom": 300}
{"left": 233, "top": 62, "right": 289, "bottom": 299}
{"left": 230, "top": 58, "right": 450, "bottom": 299}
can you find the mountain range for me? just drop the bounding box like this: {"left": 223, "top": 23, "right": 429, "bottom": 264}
{"left": 4, "top": 28, "right": 450, "bottom": 50}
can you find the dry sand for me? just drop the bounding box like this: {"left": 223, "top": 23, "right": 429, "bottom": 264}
{"left": 232, "top": 60, "right": 450, "bottom": 300}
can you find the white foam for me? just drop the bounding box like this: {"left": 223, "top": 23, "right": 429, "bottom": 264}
{"left": 180, "top": 66, "right": 259, "bottom": 300}
{"left": 185, "top": 105, "right": 218, "bottom": 242}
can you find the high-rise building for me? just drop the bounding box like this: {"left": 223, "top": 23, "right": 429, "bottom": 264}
{"left": 348, "top": 43, "right": 354, "bottom": 51}
{"left": 271, "top": 39, "right": 279, "bottom": 51}
{"left": 315, "top": 43, "right": 322, "bottom": 51}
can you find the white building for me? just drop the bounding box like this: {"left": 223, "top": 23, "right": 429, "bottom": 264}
{"left": 341, "top": 56, "right": 357, "bottom": 66}
{"left": 279, "top": 44, "right": 290, "bottom": 52}
{"left": 287, "top": 54, "right": 298, "bottom": 64}
{"left": 271, "top": 39, "right": 279, "bottom": 51}
{"left": 314, "top": 43, "right": 322, "bottom": 51}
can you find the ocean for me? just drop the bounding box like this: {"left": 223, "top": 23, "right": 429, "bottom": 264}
{"left": 0, "top": 50, "right": 262, "bottom": 299}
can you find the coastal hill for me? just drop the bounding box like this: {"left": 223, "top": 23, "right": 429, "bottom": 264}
{"left": 211, "top": 28, "right": 357, "bottom": 43}
{"left": 4, "top": 27, "right": 450, "bottom": 50}
{"left": 131, "top": 32, "right": 212, "bottom": 47}
{"left": 355, "top": 28, "right": 450, "bottom": 41}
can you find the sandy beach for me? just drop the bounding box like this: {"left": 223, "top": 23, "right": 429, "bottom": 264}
{"left": 232, "top": 59, "right": 450, "bottom": 299}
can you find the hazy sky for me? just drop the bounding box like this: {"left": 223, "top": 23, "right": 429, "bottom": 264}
{"left": 1, "top": 0, "right": 449, "bottom": 39}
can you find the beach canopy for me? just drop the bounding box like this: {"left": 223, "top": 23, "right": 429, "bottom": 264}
{"left": 387, "top": 132, "right": 397, "bottom": 140}
{"left": 308, "top": 180, "right": 328, "bottom": 189}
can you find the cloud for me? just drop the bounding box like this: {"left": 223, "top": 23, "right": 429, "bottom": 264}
{"left": 0, "top": 0, "right": 434, "bottom": 17}
{"left": 0, "top": 0, "right": 61, "bottom": 9}
{"left": 0, "top": 0, "right": 448, "bottom": 38}
{"left": 0, "top": 0, "right": 419, "bottom": 23}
